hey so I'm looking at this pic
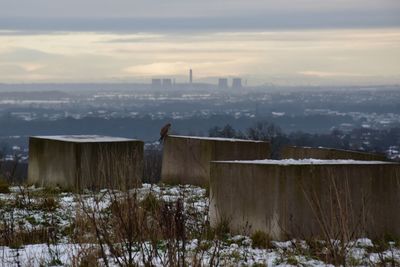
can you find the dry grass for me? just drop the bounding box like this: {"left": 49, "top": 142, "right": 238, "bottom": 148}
{"left": 299, "top": 169, "right": 369, "bottom": 265}
{"left": 251, "top": 230, "right": 272, "bottom": 249}
{"left": 69, "top": 186, "right": 226, "bottom": 266}
{"left": 0, "top": 177, "right": 10, "bottom": 193}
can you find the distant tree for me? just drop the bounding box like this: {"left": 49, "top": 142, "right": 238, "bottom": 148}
{"left": 220, "top": 124, "right": 236, "bottom": 138}
{"left": 209, "top": 122, "right": 399, "bottom": 160}
{"left": 247, "top": 122, "right": 289, "bottom": 158}
{"left": 0, "top": 148, "right": 3, "bottom": 177}
{"left": 331, "top": 128, "right": 344, "bottom": 137}
{"left": 209, "top": 124, "right": 245, "bottom": 138}
{"left": 246, "top": 121, "right": 282, "bottom": 141}
{"left": 208, "top": 126, "right": 222, "bottom": 137}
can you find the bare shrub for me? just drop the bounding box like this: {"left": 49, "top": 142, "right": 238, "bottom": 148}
{"left": 71, "top": 246, "right": 101, "bottom": 267}
{"left": 37, "top": 196, "right": 59, "bottom": 211}
{"left": 0, "top": 154, "right": 22, "bottom": 184}
{"left": 70, "top": 184, "right": 226, "bottom": 266}
{"left": 299, "top": 168, "right": 370, "bottom": 265}
{"left": 251, "top": 231, "right": 272, "bottom": 249}
{"left": 0, "top": 186, "right": 63, "bottom": 264}
{"left": 0, "top": 152, "right": 22, "bottom": 191}
{"left": 0, "top": 177, "right": 10, "bottom": 193}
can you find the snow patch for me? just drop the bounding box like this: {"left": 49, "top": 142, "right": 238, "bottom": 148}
{"left": 214, "top": 159, "right": 395, "bottom": 165}
{"left": 169, "top": 135, "right": 265, "bottom": 143}
{"left": 32, "top": 135, "right": 137, "bottom": 142}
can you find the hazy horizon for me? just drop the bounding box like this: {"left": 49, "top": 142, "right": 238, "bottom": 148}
{"left": 1, "top": 0, "right": 399, "bottom": 86}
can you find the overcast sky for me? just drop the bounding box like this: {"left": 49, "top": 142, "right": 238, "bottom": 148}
{"left": 0, "top": 0, "right": 399, "bottom": 85}
{"left": 1, "top": 0, "right": 400, "bottom": 31}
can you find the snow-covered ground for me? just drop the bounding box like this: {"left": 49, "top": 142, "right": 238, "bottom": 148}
{"left": 0, "top": 184, "right": 399, "bottom": 266}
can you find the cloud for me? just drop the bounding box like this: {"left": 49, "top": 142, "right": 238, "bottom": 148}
{"left": 0, "top": 47, "right": 57, "bottom": 61}
{"left": 0, "top": 0, "right": 399, "bottom": 32}
{"left": 298, "top": 71, "right": 371, "bottom": 78}
{"left": 123, "top": 60, "right": 244, "bottom": 77}
{"left": 0, "top": 63, "right": 49, "bottom": 81}
{"left": 124, "top": 62, "right": 189, "bottom": 76}
{"left": 1, "top": 0, "right": 399, "bottom": 19}
{"left": 0, "top": 29, "right": 399, "bottom": 85}
{"left": 0, "top": 64, "right": 29, "bottom": 74}
{"left": 101, "top": 34, "right": 166, "bottom": 43}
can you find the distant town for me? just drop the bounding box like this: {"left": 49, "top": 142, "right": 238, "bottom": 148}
{"left": 0, "top": 69, "right": 400, "bottom": 165}
{"left": 1, "top": 78, "right": 400, "bottom": 168}
{"left": 149, "top": 69, "right": 245, "bottom": 90}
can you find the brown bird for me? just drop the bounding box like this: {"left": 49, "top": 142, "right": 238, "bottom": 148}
{"left": 159, "top": 123, "right": 171, "bottom": 143}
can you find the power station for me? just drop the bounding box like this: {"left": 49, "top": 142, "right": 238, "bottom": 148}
{"left": 151, "top": 69, "right": 244, "bottom": 90}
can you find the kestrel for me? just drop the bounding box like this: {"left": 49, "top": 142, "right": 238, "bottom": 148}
{"left": 159, "top": 123, "right": 171, "bottom": 143}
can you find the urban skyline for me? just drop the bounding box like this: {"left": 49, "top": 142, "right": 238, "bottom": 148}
{"left": 151, "top": 69, "right": 243, "bottom": 89}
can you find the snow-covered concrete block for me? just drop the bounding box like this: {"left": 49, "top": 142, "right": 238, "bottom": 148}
{"left": 28, "top": 135, "right": 143, "bottom": 190}
{"left": 281, "top": 146, "right": 387, "bottom": 161}
{"left": 210, "top": 159, "right": 400, "bottom": 240}
{"left": 161, "top": 135, "right": 270, "bottom": 186}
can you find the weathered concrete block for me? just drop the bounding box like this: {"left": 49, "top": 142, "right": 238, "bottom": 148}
{"left": 281, "top": 146, "right": 387, "bottom": 161}
{"left": 161, "top": 135, "right": 270, "bottom": 186}
{"left": 210, "top": 159, "right": 400, "bottom": 240}
{"left": 28, "top": 135, "right": 143, "bottom": 190}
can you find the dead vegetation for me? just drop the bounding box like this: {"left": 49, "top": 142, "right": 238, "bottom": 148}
{"left": 0, "top": 177, "right": 10, "bottom": 193}
{"left": 0, "top": 182, "right": 399, "bottom": 266}
{"left": 71, "top": 186, "right": 226, "bottom": 266}
{"left": 298, "top": 168, "right": 372, "bottom": 266}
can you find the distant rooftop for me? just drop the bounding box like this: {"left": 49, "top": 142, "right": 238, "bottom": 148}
{"left": 169, "top": 135, "right": 266, "bottom": 143}
{"left": 32, "top": 135, "right": 137, "bottom": 143}
{"left": 213, "top": 159, "right": 396, "bottom": 165}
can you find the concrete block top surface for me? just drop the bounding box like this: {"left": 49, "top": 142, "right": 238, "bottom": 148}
{"left": 212, "top": 159, "right": 397, "bottom": 165}
{"left": 282, "top": 145, "right": 387, "bottom": 160}
{"left": 168, "top": 135, "right": 267, "bottom": 143}
{"left": 31, "top": 135, "right": 140, "bottom": 143}
{"left": 298, "top": 146, "right": 380, "bottom": 154}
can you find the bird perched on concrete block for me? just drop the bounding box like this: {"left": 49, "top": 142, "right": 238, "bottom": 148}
{"left": 159, "top": 123, "right": 171, "bottom": 143}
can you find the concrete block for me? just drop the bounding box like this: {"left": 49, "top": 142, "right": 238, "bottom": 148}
{"left": 161, "top": 135, "right": 270, "bottom": 186}
{"left": 28, "top": 135, "right": 143, "bottom": 190}
{"left": 210, "top": 159, "right": 400, "bottom": 240}
{"left": 281, "top": 146, "right": 387, "bottom": 161}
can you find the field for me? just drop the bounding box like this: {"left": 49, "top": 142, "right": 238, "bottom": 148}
{"left": 0, "top": 183, "right": 399, "bottom": 266}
